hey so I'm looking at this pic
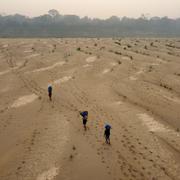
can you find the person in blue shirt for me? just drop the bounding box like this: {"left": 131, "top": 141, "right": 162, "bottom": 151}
{"left": 104, "top": 124, "right": 111, "bottom": 144}
{"left": 48, "top": 85, "right": 52, "bottom": 101}
{"left": 80, "top": 111, "right": 88, "bottom": 130}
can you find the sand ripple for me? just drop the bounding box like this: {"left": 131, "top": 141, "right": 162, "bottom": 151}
{"left": 138, "top": 113, "right": 179, "bottom": 137}
{"left": 11, "top": 94, "right": 38, "bottom": 108}
{"left": 0, "top": 70, "right": 11, "bottom": 76}
{"left": 102, "top": 69, "right": 110, "bottom": 74}
{"left": 53, "top": 76, "right": 72, "bottom": 84}
{"left": 122, "top": 56, "right": 131, "bottom": 60}
{"left": 31, "top": 62, "right": 65, "bottom": 73}
{"left": 25, "top": 54, "right": 40, "bottom": 59}
{"left": 37, "top": 167, "right": 59, "bottom": 180}
{"left": 24, "top": 50, "right": 33, "bottom": 53}
{"left": 83, "top": 64, "right": 92, "bottom": 68}
{"left": 86, "top": 56, "right": 96, "bottom": 63}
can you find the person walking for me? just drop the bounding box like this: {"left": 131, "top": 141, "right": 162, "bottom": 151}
{"left": 48, "top": 85, "right": 52, "bottom": 101}
{"left": 104, "top": 124, "right": 111, "bottom": 144}
{"left": 80, "top": 111, "right": 88, "bottom": 130}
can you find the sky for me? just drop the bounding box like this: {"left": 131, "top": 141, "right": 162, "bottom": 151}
{"left": 0, "top": 0, "right": 180, "bottom": 19}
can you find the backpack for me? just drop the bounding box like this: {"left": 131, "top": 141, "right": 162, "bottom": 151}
{"left": 80, "top": 111, "right": 88, "bottom": 117}
{"left": 105, "top": 124, "right": 111, "bottom": 129}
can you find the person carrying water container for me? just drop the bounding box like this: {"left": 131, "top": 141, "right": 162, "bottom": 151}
{"left": 48, "top": 85, "right": 52, "bottom": 101}
{"left": 104, "top": 124, "right": 111, "bottom": 144}
{"left": 80, "top": 111, "right": 88, "bottom": 130}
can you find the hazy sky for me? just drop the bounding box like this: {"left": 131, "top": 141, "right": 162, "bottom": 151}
{"left": 0, "top": 0, "right": 180, "bottom": 19}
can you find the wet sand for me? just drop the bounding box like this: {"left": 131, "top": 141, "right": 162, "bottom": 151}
{"left": 0, "top": 38, "right": 180, "bottom": 180}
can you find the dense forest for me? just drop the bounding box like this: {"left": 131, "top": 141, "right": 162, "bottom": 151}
{"left": 0, "top": 9, "right": 180, "bottom": 37}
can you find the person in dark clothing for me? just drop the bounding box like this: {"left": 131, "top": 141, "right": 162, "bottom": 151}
{"left": 80, "top": 111, "right": 88, "bottom": 130}
{"left": 82, "top": 115, "right": 88, "bottom": 130}
{"left": 104, "top": 124, "right": 111, "bottom": 144}
{"left": 48, "top": 85, "right": 52, "bottom": 101}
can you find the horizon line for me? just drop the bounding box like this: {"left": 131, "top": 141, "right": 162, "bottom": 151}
{"left": 0, "top": 11, "right": 180, "bottom": 20}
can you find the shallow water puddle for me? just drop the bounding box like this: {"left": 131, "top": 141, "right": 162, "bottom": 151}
{"left": 86, "top": 56, "right": 96, "bottom": 63}
{"left": 137, "top": 113, "right": 179, "bottom": 136}
{"left": 53, "top": 76, "right": 72, "bottom": 84}
{"left": 11, "top": 94, "right": 38, "bottom": 108}
{"left": 36, "top": 167, "right": 59, "bottom": 180}
{"left": 31, "top": 61, "right": 65, "bottom": 73}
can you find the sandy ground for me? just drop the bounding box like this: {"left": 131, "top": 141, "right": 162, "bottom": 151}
{"left": 0, "top": 38, "right": 180, "bottom": 180}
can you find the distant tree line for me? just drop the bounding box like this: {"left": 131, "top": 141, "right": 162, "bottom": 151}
{"left": 0, "top": 9, "right": 180, "bottom": 37}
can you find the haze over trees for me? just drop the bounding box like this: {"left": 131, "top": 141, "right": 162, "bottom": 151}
{"left": 0, "top": 9, "right": 180, "bottom": 37}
